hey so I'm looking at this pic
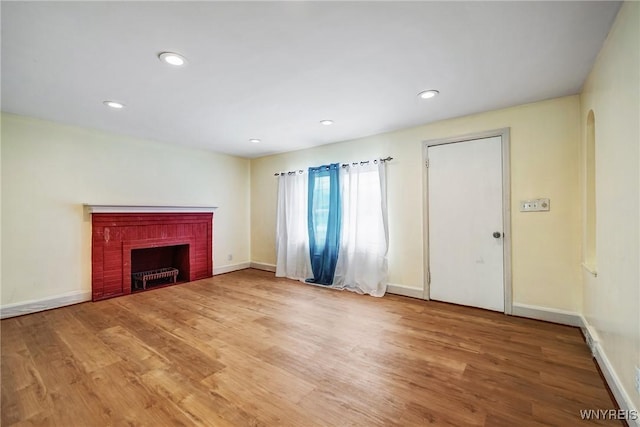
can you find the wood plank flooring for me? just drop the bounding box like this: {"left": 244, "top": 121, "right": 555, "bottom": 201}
{"left": 1, "top": 269, "right": 622, "bottom": 426}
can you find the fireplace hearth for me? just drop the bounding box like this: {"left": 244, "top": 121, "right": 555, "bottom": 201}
{"left": 89, "top": 209, "right": 214, "bottom": 301}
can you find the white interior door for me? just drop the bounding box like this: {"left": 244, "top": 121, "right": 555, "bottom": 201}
{"left": 428, "top": 136, "right": 505, "bottom": 312}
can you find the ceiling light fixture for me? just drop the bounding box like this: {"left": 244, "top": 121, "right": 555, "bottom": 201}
{"left": 249, "top": 139, "right": 261, "bottom": 143}
{"left": 418, "top": 90, "right": 440, "bottom": 99}
{"left": 158, "top": 52, "right": 186, "bottom": 66}
{"left": 320, "top": 120, "right": 334, "bottom": 126}
{"left": 103, "top": 100, "right": 125, "bottom": 109}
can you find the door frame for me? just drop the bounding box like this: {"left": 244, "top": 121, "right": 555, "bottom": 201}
{"left": 421, "top": 128, "right": 512, "bottom": 314}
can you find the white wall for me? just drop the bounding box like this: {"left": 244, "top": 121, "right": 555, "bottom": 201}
{"left": 1, "top": 113, "right": 251, "bottom": 306}
{"left": 580, "top": 1, "right": 640, "bottom": 412}
{"left": 251, "top": 95, "right": 582, "bottom": 312}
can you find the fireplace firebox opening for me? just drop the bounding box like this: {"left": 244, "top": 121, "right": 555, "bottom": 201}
{"left": 131, "top": 244, "right": 190, "bottom": 291}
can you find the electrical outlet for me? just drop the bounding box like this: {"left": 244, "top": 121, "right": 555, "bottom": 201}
{"left": 520, "top": 198, "right": 550, "bottom": 212}
{"left": 227, "top": 254, "right": 233, "bottom": 261}
{"left": 635, "top": 366, "right": 640, "bottom": 395}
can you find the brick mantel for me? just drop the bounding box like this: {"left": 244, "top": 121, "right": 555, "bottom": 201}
{"left": 90, "top": 211, "right": 213, "bottom": 301}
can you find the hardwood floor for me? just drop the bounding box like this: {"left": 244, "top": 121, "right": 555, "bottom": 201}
{"left": 1, "top": 269, "right": 621, "bottom": 426}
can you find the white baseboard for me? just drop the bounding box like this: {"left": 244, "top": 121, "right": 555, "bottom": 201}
{"left": 245, "top": 266, "right": 425, "bottom": 301}
{"left": 245, "top": 267, "right": 425, "bottom": 300}
{"left": 0, "top": 290, "right": 91, "bottom": 319}
{"left": 582, "top": 317, "right": 639, "bottom": 426}
{"left": 1, "top": 263, "right": 252, "bottom": 318}
{"left": 511, "top": 303, "right": 583, "bottom": 327}
{"left": 386, "top": 283, "right": 424, "bottom": 299}
{"left": 213, "top": 262, "right": 251, "bottom": 275}
{"left": 250, "top": 262, "right": 276, "bottom": 272}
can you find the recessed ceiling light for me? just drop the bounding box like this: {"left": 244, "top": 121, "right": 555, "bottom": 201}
{"left": 320, "top": 120, "right": 334, "bottom": 126}
{"left": 249, "top": 139, "right": 261, "bottom": 144}
{"left": 158, "top": 52, "right": 186, "bottom": 66}
{"left": 418, "top": 90, "right": 439, "bottom": 99}
{"left": 103, "top": 100, "right": 125, "bottom": 109}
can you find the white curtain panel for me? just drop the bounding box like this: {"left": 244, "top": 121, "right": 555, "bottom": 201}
{"left": 333, "top": 161, "right": 389, "bottom": 296}
{"left": 275, "top": 172, "right": 313, "bottom": 281}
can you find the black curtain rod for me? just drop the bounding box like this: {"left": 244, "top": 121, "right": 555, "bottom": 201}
{"left": 274, "top": 156, "right": 393, "bottom": 176}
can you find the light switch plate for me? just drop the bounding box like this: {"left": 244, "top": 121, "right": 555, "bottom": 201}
{"left": 520, "top": 198, "right": 550, "bottom": 212}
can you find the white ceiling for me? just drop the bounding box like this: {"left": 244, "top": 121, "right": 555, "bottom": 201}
{"left": 2, "top": 1, "right": 620, "bottom": 158}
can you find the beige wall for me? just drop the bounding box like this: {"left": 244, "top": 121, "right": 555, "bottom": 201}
{"left": 251, "top": 95, "right": 582, "bottom": 311}
{"left": 580, "top": 2, "right": 640, "bottom": 410}
{"left": 1, "top": 2, "right": 635, "bottom": 410}
{"left": 1, "top": 113, "right": 251, "bottom": 306}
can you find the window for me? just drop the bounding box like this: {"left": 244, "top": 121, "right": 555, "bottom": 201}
{"left": 310, "top": 174, "right": 331, "bottom": 247}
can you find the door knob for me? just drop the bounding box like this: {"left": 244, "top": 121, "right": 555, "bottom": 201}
{"left": 493, "top": 232, "right": 502, "bottom": 238}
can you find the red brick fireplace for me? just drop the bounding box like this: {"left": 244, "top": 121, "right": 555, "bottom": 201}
{"left": 89, "top": 208, "right": 213, "bottom": 301}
